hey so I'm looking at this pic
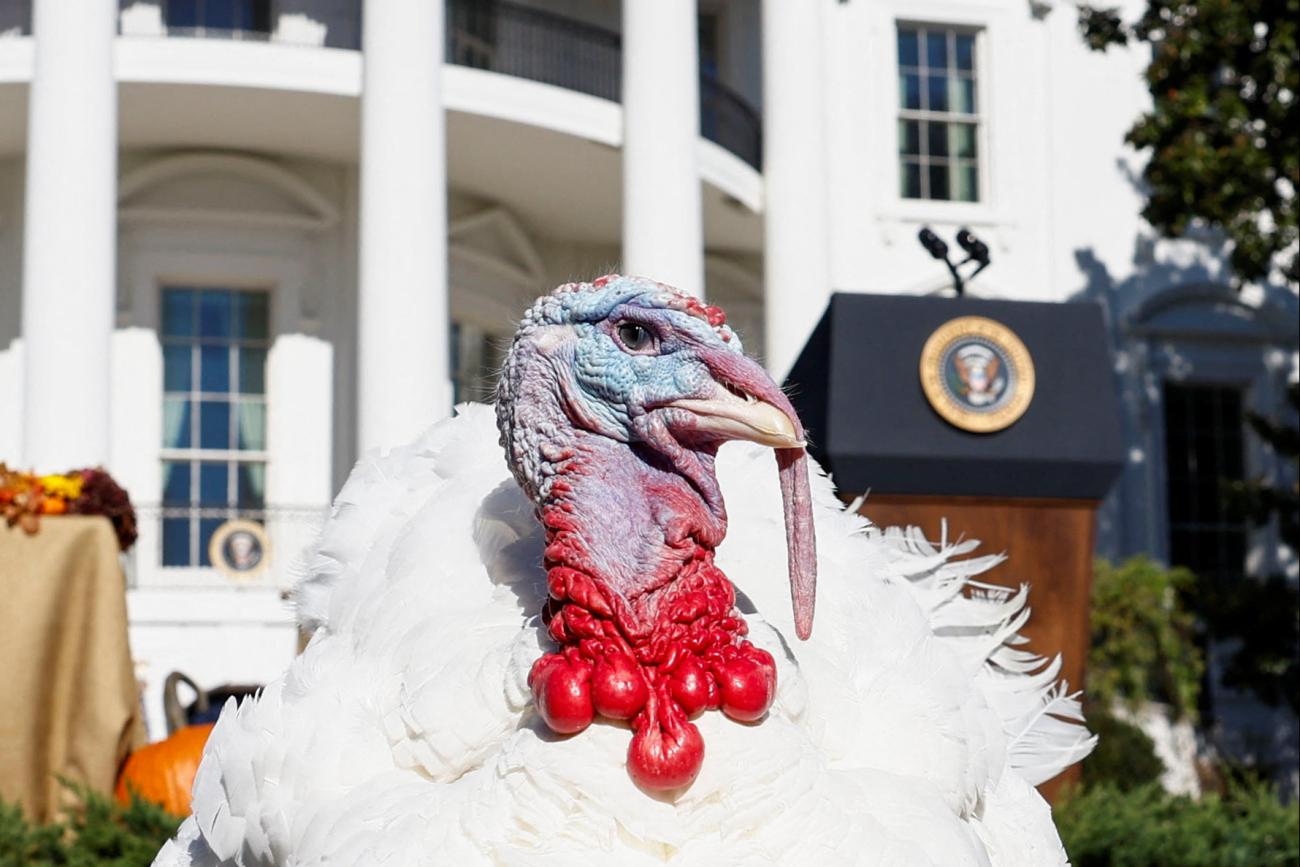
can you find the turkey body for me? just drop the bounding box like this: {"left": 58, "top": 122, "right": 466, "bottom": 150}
{"left": 156, "top": 403, "right": 1091, "bottom": 866}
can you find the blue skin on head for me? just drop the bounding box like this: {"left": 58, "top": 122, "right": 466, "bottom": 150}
{"left": 525, "top": 276, "right": 745, "bottom": 440}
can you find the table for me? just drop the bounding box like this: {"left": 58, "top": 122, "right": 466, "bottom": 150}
{"left": 0, "top": 516, "right": 145, "bottom": 821}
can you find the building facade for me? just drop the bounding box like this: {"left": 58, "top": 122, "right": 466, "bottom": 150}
{"left": 0, "top": 0, "right": 1295, "bottom": 745}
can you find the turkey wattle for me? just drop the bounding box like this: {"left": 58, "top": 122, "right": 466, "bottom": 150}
{"left": 156, "top": 276, "right": 1095, "bottom": 866}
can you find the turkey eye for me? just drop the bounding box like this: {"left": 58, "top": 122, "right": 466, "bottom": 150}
{"left": 616, "top": 322, "right": 654, "bottom": 352}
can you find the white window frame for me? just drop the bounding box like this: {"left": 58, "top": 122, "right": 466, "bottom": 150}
{"left": 895, "top": 22, "right": 983, "bottom": 203}
{"left": 118, "top": 237, "right": 307, "bottom": 588}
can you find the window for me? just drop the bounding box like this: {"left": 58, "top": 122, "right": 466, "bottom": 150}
{"left": 165, "top": 0, "right": 272, "bottom": 35}
{"left": 897, "top": 25, "right": 980, "bottom": 202}
{"left": 1164, "top": 383, "right": 1248, "bottom": 583}
{"left": 160, "top": 288, "right": 270, "bottom": 567}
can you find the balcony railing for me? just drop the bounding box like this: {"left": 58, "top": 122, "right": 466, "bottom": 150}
{"left": 446, "top": 0, "right": 762, "bottom": 169}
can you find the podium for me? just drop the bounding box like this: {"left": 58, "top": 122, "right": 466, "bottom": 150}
{"left": 785, "top": 293, "right": 1124, "bottom": 795}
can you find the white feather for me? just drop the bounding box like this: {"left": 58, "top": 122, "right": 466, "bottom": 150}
{"left": 155, "top": 403, "right": 1090, "bottom": 866}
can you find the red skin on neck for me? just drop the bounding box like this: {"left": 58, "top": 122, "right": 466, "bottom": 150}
{"left": 528, "top": 455, "right": 777, "bottom": 792}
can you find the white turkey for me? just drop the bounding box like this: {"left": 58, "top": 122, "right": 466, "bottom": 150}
{"left": 156, "top": 275, "right": 1094, "bottom": 866}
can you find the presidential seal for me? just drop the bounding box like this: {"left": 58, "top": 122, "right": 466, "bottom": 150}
{"left": 209, "top": 519, "right": 271, "bottom": 582}
{"left": 919, "top": 316, "right": 1035, "bottom": 433}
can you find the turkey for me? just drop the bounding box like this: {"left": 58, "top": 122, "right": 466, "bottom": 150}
{"left": 156, "top": 275, "right": 1094, "bottom": 866}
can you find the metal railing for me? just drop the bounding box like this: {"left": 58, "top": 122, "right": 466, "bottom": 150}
{"left": 446, "top": 0, "right": 763, "bottom": 169}
{"left": 447, "top": 0, "right": 621, "bottom": 102}
{"left": 698, "top": 73, "right": 762, "bottom": 170}
{"left": 162, "top": 25, "right": 274, "bottom": 43}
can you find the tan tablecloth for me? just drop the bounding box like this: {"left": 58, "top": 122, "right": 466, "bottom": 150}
{"left": 0, "top": 516, "right": 145, "bottom": 822}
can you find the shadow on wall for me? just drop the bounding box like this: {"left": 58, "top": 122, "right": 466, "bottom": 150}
{"left": 1065, "top": 237, "right": 1298, "bottom": 565}
{"left": 1068, "top": 238, "right": 1219, "bottom": 565}
{"left": 1068, "top": 235, "right": 1300, "bottom": 794}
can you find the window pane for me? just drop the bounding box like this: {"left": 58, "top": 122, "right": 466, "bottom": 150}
{"left": 926, "top": 75, "right": 948, "bottom": 112}
{"left": 235, "top": 292, "right": 269, "bottom": 340}
{"left": 901, "top": 160, "right": 922, "bottom": 198}
{"left": 927, "top": 121, "right": 949, "bottom": 157}
{"left": 200, "top": 345, "right": 231, "bottom": 393}
{"left": 900, "top": 73, "right": 921, "bottom": 110}
{"left": 951, "top": 77, "right": 976, "bottom": 114}
{"left": 951, "top": 123, "right": 977, "bottom": 158}
{"left": 237, "top": 463, "right": 266, "bottom": 508}
{"left": 163, "top": 398, "right": 192, "bottom": 448}
{"left": 897, "top": 28, "right": 919, "bottom": 67}
{"left": 198, "top": 518, "right": 224, "bottom": 567}
{"left": 199, "top": 461, "right": 227, "bottom": 505}
{"left": 928, "top": 163, "right": 950, "bottom": 200}
{"left": 162, "top": 461, "right": 191, "bottom": 506}
{"left": 238, "top": 347, "right": 267, "bottom": 395}
{"left": 198, "top": 290, "right": 233, "bottom": 338}
{"left": 200, "top": 400, "right": 232, "bottom": 449}
{"left": 206, "top": 1, "right": 236, "bottom": 29}
{"left": 161, "top": 290, "right": 194, "bottom": 337}
{"left": 162, "top": 517, "right": 192, "bottom": 566}
{"left": 163, "top": 344, "right": 192, "bottom": 392}
{"left": 1163, "top": 383, "right": 1248, "bottom": 581}
{"left": 926, "top": 32, "right": 948, "bottom": 68}
{"left": 956, "top": 34, "right": 974, "bottom": 71}
{"left": 899, "top": 120, "right": 920, "bottom": 155}
{"left": 237, "top": 401, "right": 267, "bottom": 451}
{"left": 955, "top": 162, "right": 979, "bottom": 201}
{"left": 166, "top": 0, "right": 199, "bottom": 27}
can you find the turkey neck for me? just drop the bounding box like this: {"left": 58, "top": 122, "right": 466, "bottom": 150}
{"left": 536, "top": 430, "right": 728, "bottom": 622}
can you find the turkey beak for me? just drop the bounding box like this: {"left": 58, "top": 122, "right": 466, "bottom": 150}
{"left": 667, "top": 351, "right": 818, "bottom": 640}
{"left": 667, "top": 387, "right": 804, "bottom": 449}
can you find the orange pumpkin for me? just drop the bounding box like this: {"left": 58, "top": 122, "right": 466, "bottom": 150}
{"left": 115, "top": 722, "right": 215, "bottom": 816}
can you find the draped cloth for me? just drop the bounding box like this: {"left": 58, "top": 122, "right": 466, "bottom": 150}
{"left": 0, "top": 516, "right": 145, "bottom": 822}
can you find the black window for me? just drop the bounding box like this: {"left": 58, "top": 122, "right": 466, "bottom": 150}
{"left": 166, "top": 0, "right": 273, "bottom": 35}
{"left": 1164, "top": 383, "right": 1248, "bottom": 583}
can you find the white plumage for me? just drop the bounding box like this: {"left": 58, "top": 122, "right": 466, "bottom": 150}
{"left": 156, "top": 402, "right": 1093, "bottom": 866}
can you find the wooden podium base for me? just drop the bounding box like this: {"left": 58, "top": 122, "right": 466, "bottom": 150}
{"left": 856, "top": 494, "right": 1099, "bottom": 802}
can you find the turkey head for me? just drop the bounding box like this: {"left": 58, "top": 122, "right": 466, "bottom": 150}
{"left": 496, "top": 275, "right": 817, "bottom": 792}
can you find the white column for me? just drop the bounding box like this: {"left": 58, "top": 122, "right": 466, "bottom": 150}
{"left": 762, "top": 0, "right": 830, "bottom": 379}
{"left": 622, "top": 0, "right": 704, "bottom": 297}
{"left": 21, "top": 0, "right": 117, "bottom": 472}
{"left": 358, "top": 0, "right": 451, "bottom": 453}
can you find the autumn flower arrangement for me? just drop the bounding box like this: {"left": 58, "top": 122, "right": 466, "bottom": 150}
{"left": 0, "top": 463, "right": 138, "bottom": 552}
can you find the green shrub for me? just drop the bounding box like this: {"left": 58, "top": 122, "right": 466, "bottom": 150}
{"left": 1089, "top": 557, "right": 1203, "bottom": 719}
{"left": 1056, "top": 780, "right": 1300, "bottom": 867}
{"left": 1080, "top": 708, "right": 1165, "bottom": 791}
{"left": 0, "top": 783, "right": 180, "bottom": 867}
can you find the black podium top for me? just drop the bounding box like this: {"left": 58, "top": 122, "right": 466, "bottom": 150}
{"left": 784, "top": 293, "right": 1125, "bottom": 500}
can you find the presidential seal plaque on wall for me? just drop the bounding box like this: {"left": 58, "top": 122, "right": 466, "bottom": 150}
{"left": 209, "top": 519, "right": 271, "bottom": 582}
{"left": 919, "top": 315, "right": 1035, "bottom": 433}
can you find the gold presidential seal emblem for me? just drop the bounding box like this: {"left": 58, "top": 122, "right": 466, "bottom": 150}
{"left": 209, "top": 518, "right": 271, "bottom": 582}
{"left": 919, "top": 316, "right": 1035, "bottom": 433}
